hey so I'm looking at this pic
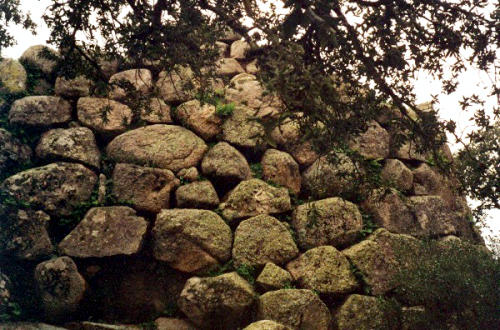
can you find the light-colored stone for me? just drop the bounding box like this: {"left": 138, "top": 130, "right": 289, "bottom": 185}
{"left": 177, "top": 167, "right": 199, "bottom": 182}
{"left": 156, "top": 67, "right": 196, "bottom": 103}
{"left": 178, "top": 272, "right": 256, "bottom": 329}
{"left": 246, "top": 59, "right": 259, "bottom": 74}
{"left": 286, "top": 246, "right": 359, "bottom": 295}
{"left": 222, "top": 105, "right": 268, "bottom": 149}
{"left": 109, "top": 69, "right": 152, "bottom": 100}
{"left": 261, "top": 149, "right": 301, "bottom": 195}
{"left": 233, "top": 215, "right": 299, "bottom": 267}
{"left": 230, "top": 40, "right": 250, "bottom": 59}
{"left": 175, "top": 180, "right": 220, "bottom": 209}
{"left": 54, "top": 76, "right": 91, "bottom": 98}
{"left": 220, "top": 29, "right": 242, "bottom": 43}
{"left": 9, "top": 96, "right": 72, "bottom": 127}
{"left": 177, "top": 99, "right": 222, "bottom": 140}
{"left": 20, "top": 45, "right": 58, "bottom": 75}
{"left": 1, "top": 162, "right": 97, "bottom": 216}
{"left": 58, "top": 206, "right": 148, "bottom": 258}
{"left": 35, "top": 257, "right": 87, "bottom": 321}
{"left": 407, "top": 195, "right": 457, "bottom": 237}
{"left": 35, "top": 127, "right": 101, "bottom": 169}
{"left": 256, "top": 263, "right": 293, "bottom": 291}
{"left": 77, "top": 97, "right": 132, "bottom": 135}
{"left": 220, "top": 179, "right": 291, "bottom": 222}
{"left": 216, "top": 41, "right": 229, "bottom": 57}
{"left": 153, "top": 209, "right": 232, "bottom": 272}
{"left": 216, "top": 58, "right": 245, "bottom": 76}
{"left": 106, "top": 124, "right": 207, "bottom": 172}
{"left": 244, "top": 320, "right": 292, "bottom": 330}
{"left": 381, "top": 159, "right": 413, "bottom": 192}
{"left": 348, "top": 121, "right": 390, "bottom": 159}
{"left": 0, "top": 58, "right": 27, "bottom": 93}
{"left": 257, "top": 289, "right": 331, "bottom": 330}
{"left": 141, "top": 98, "right": 172, "bottom": 124}
{"left": 0, "top": 128, "right": 31, "bottom": 175}
{"left": 65, "top": 321, "right": 141, "bottom": 329}
{"left": 155, "top": 318, "right": 196, "bottom": 330}
{"left": 201, "top": 142, "right": 252, "bottom": 183}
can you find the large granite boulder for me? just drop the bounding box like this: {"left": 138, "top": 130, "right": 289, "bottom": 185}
{"left": 256, "top": 263, "right": 293, "bottom": 291}
{"left": 0, "top": 128, "right": 32, "bottom": 176}
{"left": 261, "top": 149, "right": 301, "bottom": 195}
{"left": 348, "top": 121, "right": 390, "bottom": 159}
{"left": 232, "top": 215, "right": 299, "bottom": 267}
{"left": 257, "top": 289, "right": 331, "bottom": 330}
{"left": 1, "top": 162, "right": 97, "bottom": 216}
{"left": 0, "top": 58, "right": 27, "bottom": 93}
{"left": 175, "top": 181, "right": 220, "bottom": 209}
{"left": 177, "top": 99, "right": 222, "bottom": 140}
{"left": 77, "top": 97, "right": 132, "bottom": 135}
{"left": 178, "top": 272, "right": 256, "bottom": 329}
{"left": 152, "top": 209, "right": 232, "bottom": 272}
{"left": 106, "top": 125, "right": 207, "bottom": 172}
{"left": 112, "top": 163, "right": 179, "bottom": 213}
{"left": 34, "top": 257, "right": 87, "bottom": 321}
{"left": 380, "top": 159, "right": 413, "bottom": 192}
{"left": 215, "top": 58, "right": 245, "bottom": 76}
{"left": 230, "top": 40, "right": 250, "bottom": 59}
{"left": 140, "top": 98, "right": 172, "bottom": 124}
{"left": 222, "top": 106, "right": 267, "bottom": 149}
{"left": 54, "top": 76, "right": 91, "bottom": 98}
{"left": 20, "top": 45, "right": 58, "bottom": 75}
{"left": 220, "top": 179, "right": 291, "bottom": 222}
{"left": 201, "top": 142, "right": 252, "bottom": 183}
{"left": 407, "top": 195, "right": 457, "bottom": 237}
{"left": 292, "top": 198, "right": 363, "bottom": 250}
{"left": 244, "top": 320, "right": 292, "bottom": 330}
{"left": 35, "top": 127, "right": 101, "bottom": 169}
{"left": 286, "top": 246, "right": 358, "bottom": 295}
{"left": 58, "top": 206, "right": 148, "bottom": 258}
{"left": 9, "top": 96, "right": 72, "bottom": 127}
{"left": 156, "top": 67, "right": 196, "bottom": 103}
{"left": 109, "top": 69, "right": 152, "bottom": 100}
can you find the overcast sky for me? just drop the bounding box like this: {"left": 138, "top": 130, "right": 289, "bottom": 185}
{"left": 2, "top": 0, "right": 498, "bottom": 249}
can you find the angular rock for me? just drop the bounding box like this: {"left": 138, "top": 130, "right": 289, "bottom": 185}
{"left": 412, "top": 163, "right": 458, "bottom": 208}
{"left": 216, "top": 41, "right": 229, "bottom": 57}
{"left": 156, "top": 67, "right": 196, "bottom": 103}
{"left": 407, "top": 195, "right": 457, "bottom": 236}
{"left": 286, "top": 246, "right": 359, "bottom": 295}
{"left": 292, "top": 198, "right": 363, "bottom": 250}
{"left": 348, "top": 121, "right": 390, "bottom": 159}
{"left": 393, "top": 141, "right": 427, "bottom": 162}
{"left": 225, "top": 73, "right": 281, "bottom": 113}
{"left": 34, "top": 257, "right": 87, "bottom": 321}
{"left": 381, "top": 159, "right": 413, "bottom": 192}
{"left": 0, "top": 58, "right": 27, "bottom": 93}
{"left": 201, "top": 142, "right": 251, "bottom": 183}
{"left": 106, "top": 124, "right": 207, "bottom": 172}
{"left": 261, "top": 149, "right": 301, "bottom": 195}
{"left": 140, "top": 98, "right": 172, "bottom": 124}
{"left": 233, "top": 215, "right": 299, "bottom": 267}
{"left": 35, "top": 127, "right": 101, "bottom": 169}
{"left": 178, "top": 272, "right": 256, "bottom": 329}
{"left": 1, "top": 162, "right": 97, "bottom": 216}
{"left": 244, "top": 320, "right": 292, "bottom": 330}
{"left": 256, "top": 263, "right": 293, "bottom": 291}
{"left": 216, "top": 58, "right": 245, "bottom": 76}
{"left": 220, "top": 179, "right": 291, "bottom": 222}
{"left": 175, "top": 180, "right": 220, "bottom": 209}
{"left": 109, "top": 69, "right": 152, "bottom": 100}
{"left": 20, "top": 45, "right": 58, "bottom": 75}
{"left": 0, "top": 128, "right": 32, "bottom": 175}
{"left": 334, "top": 294, "right": 398, "bottom": 330}
{"left": 177, "top": 99, "right": 222, "bottom": 140}
{"left": 177, "top": 167, "right": 199, "bottom": 182}
{"left": 153, "top": 209, "right": 232, "bottom": 272}
{"left": 54, "top": 76, "right": 91, "bottom": 98}
{"left": 58, "top": 206, "right": 147, "bottom": 258}
{"left": 112, "top": 163, "right": 179, "bottom": 213}
{"left": 220, "top": 29, "right": 242, "bottom": 43}
{"left": 155, "top": 318, "right": 196, "bottom": 330}
{"left": 77, "top": 97, "right": 132, "bottom": 135}
{"left": 257, "top": 289, "right": 331, "bottom": 330}
{"left": 246, "top": 59, "right": 259, "bottom": 74}
{"left": 222, "top": 106, "right": 267, "bottom": 149}
{"left": 230, "top": 40, "right": 250, "bottom": 59}
{"left": 9, "top": 96, "right": 72, "bottom": 127}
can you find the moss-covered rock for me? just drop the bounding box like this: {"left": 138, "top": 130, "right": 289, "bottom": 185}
{"left": 201, "top": 141, "right": 251, "bottom": 183}
{"left": 0, "top": 58, "right": 27, "bottom": 93}
{"left": 20, "top": 45, "right": 58, "bottom": 76}
{"left": 381, "top": 159, "right": 413, "bottom": 192}
{"left": 244, "top": 320, "right": 292, "bottom": 330}
{"left": 108, "top": 69, "right": 152, "bottom": 100}
{"left": 54, "top": 76, "right": 91, "bottom": 98}
{"left": 0, "top": 128, "right": 32, "bottom": 177}
{"left": 175, "top": 180, "right": 220, "bottom": 209}
{"left": 9, "top": 96, "right": 72, "bottom": 128}
{"left": 222, "top": 105, "right": 267, "bottom": 149}
{"left": 261, "top": 149, "right": 301, "bottom": 195}
{"left": 256, "top": 263, "right": 293, "bottom": 291}
{"left": 77, "top": 97, "right": 132, "bottom": 136}
{"left": 177, "top": 99, "right": 222, "bottom": 140}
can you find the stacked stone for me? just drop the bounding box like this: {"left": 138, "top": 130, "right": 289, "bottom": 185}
{"left": 0, "top": 36, "right": 483, "bottom": 330}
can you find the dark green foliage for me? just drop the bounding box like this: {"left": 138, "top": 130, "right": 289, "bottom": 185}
{"left": 215, "top": 102, "right": 235, "bottom": 117}
{"left": 235, "top": 263, "right": 256, "bottom": 285}
{"left": 250, "top": 163, "right": 262, "bottom": 179}
{"left": 360, "top": 213, "right": 378, "bottom": 238}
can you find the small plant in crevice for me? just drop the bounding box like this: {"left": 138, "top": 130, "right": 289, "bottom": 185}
{"left": 349, "top": 262, "right": 372, "bottom": 295}
{"left": 235, "top": 263, "right": 257, "bottom": 285}
{"left": 360, "top": 213, "right": 378, "bottom": 238}
{"left": 250, "top": 163, "right": 263, "bottom": 179}
{"left": 215, "top": 102, "right": 235, "bottom": 117}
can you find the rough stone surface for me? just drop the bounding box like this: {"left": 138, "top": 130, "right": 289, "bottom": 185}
{"left": 153, "top": 209, "right": 232, "bottom": 272}
{"left": 220, "top": 179, "right": 291, "bottom": 222}
{"left": 156, "top": 67, "right": 196, "bottom": 103}
{"left": 286, "top": 246, "right": 359, "bottom": 295}
{"left": 0, "top": 323, "right": 67, "bottom": 330}
{"left": 201, "top": 142, "right": 251, "bottom": 183}
{"left": 177, "top": 99, "right": 222, "bottom": 140}
{"left": 35, "top": 127, "right": 101, "bottom": 169}
{"left": 292, "top": 198, "right": 363, "bottom": 250}
{"left": 178, "top": 272, "right": 256, "bottom": 329}
{"left": 109, "top": 69, "right": 152, "bottom": 100}
{"left": 0, "top": 209, "right": 53, "bottom": 260}
{"left": 222, "top": 106, "right": 267, "bottom": 149}
{"left": 175, "top": 180, "right": 220, "bottom": 209}
{"left": 155, "top": 318, "right": 197, "bottom": 330}
{"left": 246, "top": 59, "right": 259, "bottom": 74}
{"left": 65, "top": 321, "right": 141, "bottom": 329}
{"left": 230, "top": 40, "right": 250, "bottom": 59}
{"left": 177, "top": 167, "right": 199, "bottom": 182}
{"left": 141, "top": 98, "right": 172, "bottom": 124}
{"left": 407, "top": 195, "right": 457, "bottom": 237}
{"left": 393, "top": 141, "right": 427, "bottom": 162}
{"left": 348, "top": 121, "right": 390, "bottom": 159}
{"left": 381, "top": 159, "right": 413, "bottom": 192}
{"left": 34, "top": 257, "right": 87, "bottom": 321}
{"left": 257, "top": 289, "right": 331, "bottom": 330}
{"left": 216, "top": 58, "right": 245, "bottom": 76}
{"left": 106, "top": 124, "right": 207, "bottom": 172}
{"left": 58, "top": 206, "right": 148, "bottom": 258}
{"left": 1, "top": 162, "right": 97, "bottom": 216}
{"left": 55, "top": 76, "right": 91, "bottom": 98}
{"left": 334, "top": 294, "right": 398, "bottom": 330}
{"left": 0, "top": 58, "right": 27, "bottom": 93}
{"left": 261, "top": 149, "right": 301, "bottom": 195}
{"left": 0, "top": 128, "right": 32, "bottom": 175}
{"left": 20, "top": 45, "right": 58, "bottom": 75}
{"left": 256, "top": 263, "right": 293, "bottom": 291}
{"left": 244, "top": 320, "right": 292, "bottom": 330}
{"left": 0, "top": 271, "right": 12, "bottom": 316}
{"left": 77, "top": 97, "right": 132, "bottom": 135}
{"left": 9, "top": 96, "right": 72, "bottom": 127}
{"left": 233, "top": 215, "right": 299, "bottom": 267}
{"left": 112, "top": 163, "right": 179, "bottom": 213}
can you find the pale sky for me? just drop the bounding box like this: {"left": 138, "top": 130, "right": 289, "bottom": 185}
{"left": 2, "top": 0, "right": 498, "bottom": 251}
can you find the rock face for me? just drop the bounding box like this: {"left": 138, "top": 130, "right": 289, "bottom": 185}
{"left": 225, "top": 73, "right": 281, "bottom": 114}
{"left": 109, "top": 69, "right": 152, "bottom": 100}
{"left": 34, "top": 257, "right": 87, "bottom": 321}
{"left": 286, "top": 246, "right": 358, "bottom": 295}
{"left": 58, "top": 206, "right": 148, "bottom": 258}
{"left": 77, "top": 97, "right": 133, "bottom": 135}
{"left": 407, "top": 195, "right": 457, "bottom": 236}
{"left": 106, "top": 124, "right": 207, "bottom": 172}
{"left": 261, "top": 149, "right": 301, "bottom": 195}
{"left": 0, "top": 128, "right": 32, "bottom": 175}
{"left": 0, "top": 58, "right": 27, "bottom": 93}
{"left": 1, "top": 162, "right": 97, "bottom": 216}
{"left": 348, "top": 121, "right": 390, "bottom": 159}
{"left": 175, "top": 181, "right": 220, "bottom": 209}
{"left": 112, "top": 163, "right": 179, "bottom": 213}
{"left": 256, "top": 263, "right": 293, "bottom": 291}
{"left": 201, "top": 142, "right": 252, "bottom": 183}
{"left": 222, "top": 106, "right": 267, "bottom": 149}
{"left": 216, "top": 58, "right": 245, "bottom": 76}
{"left": 20, "top": 45, "right": 58, "bottom": 75}
{"left": 220, "top": 179, "right": 291, "bottom": 222}
{"left": 232, "top": 215, "right": 299, "bottom": 267}
{"left": 141, "top": 98, "right": 172, "bottom": 124}
{"left": 156, "top": 67, "right": 195, "bottom": 103}
{"left": 54, "top": 76, "right": 91, "bottom": 98}
{"left": 155, "top": 318, "right": 197, "bottom": 330}
{"left": 153, "top": 209, "right": 232, "bottom": 272}
{"left": 257, "top": 289, "right": 331, "bottom": 330}
{"left": 381, "top": 159, "right": 413, "bottom": 192}
{"left": 230, "top": 40, "right": 250, "bottom": 59}
{"left": 244, "top": 320, "right": 292, "bottom": 330}
{"left": 35, "top": 127, "right": 101, "bottom": 169}
{"left": 178, "top": 272, "right": 256, "bottom": 329}
{"left": 176, "top": 99, "right": 222, "bottom": 140}
{"left": 292, "top": 198, "right": 363, "bottom": 249}
{"left": 9, "top": 96, "right": 72, "bottom": 127}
